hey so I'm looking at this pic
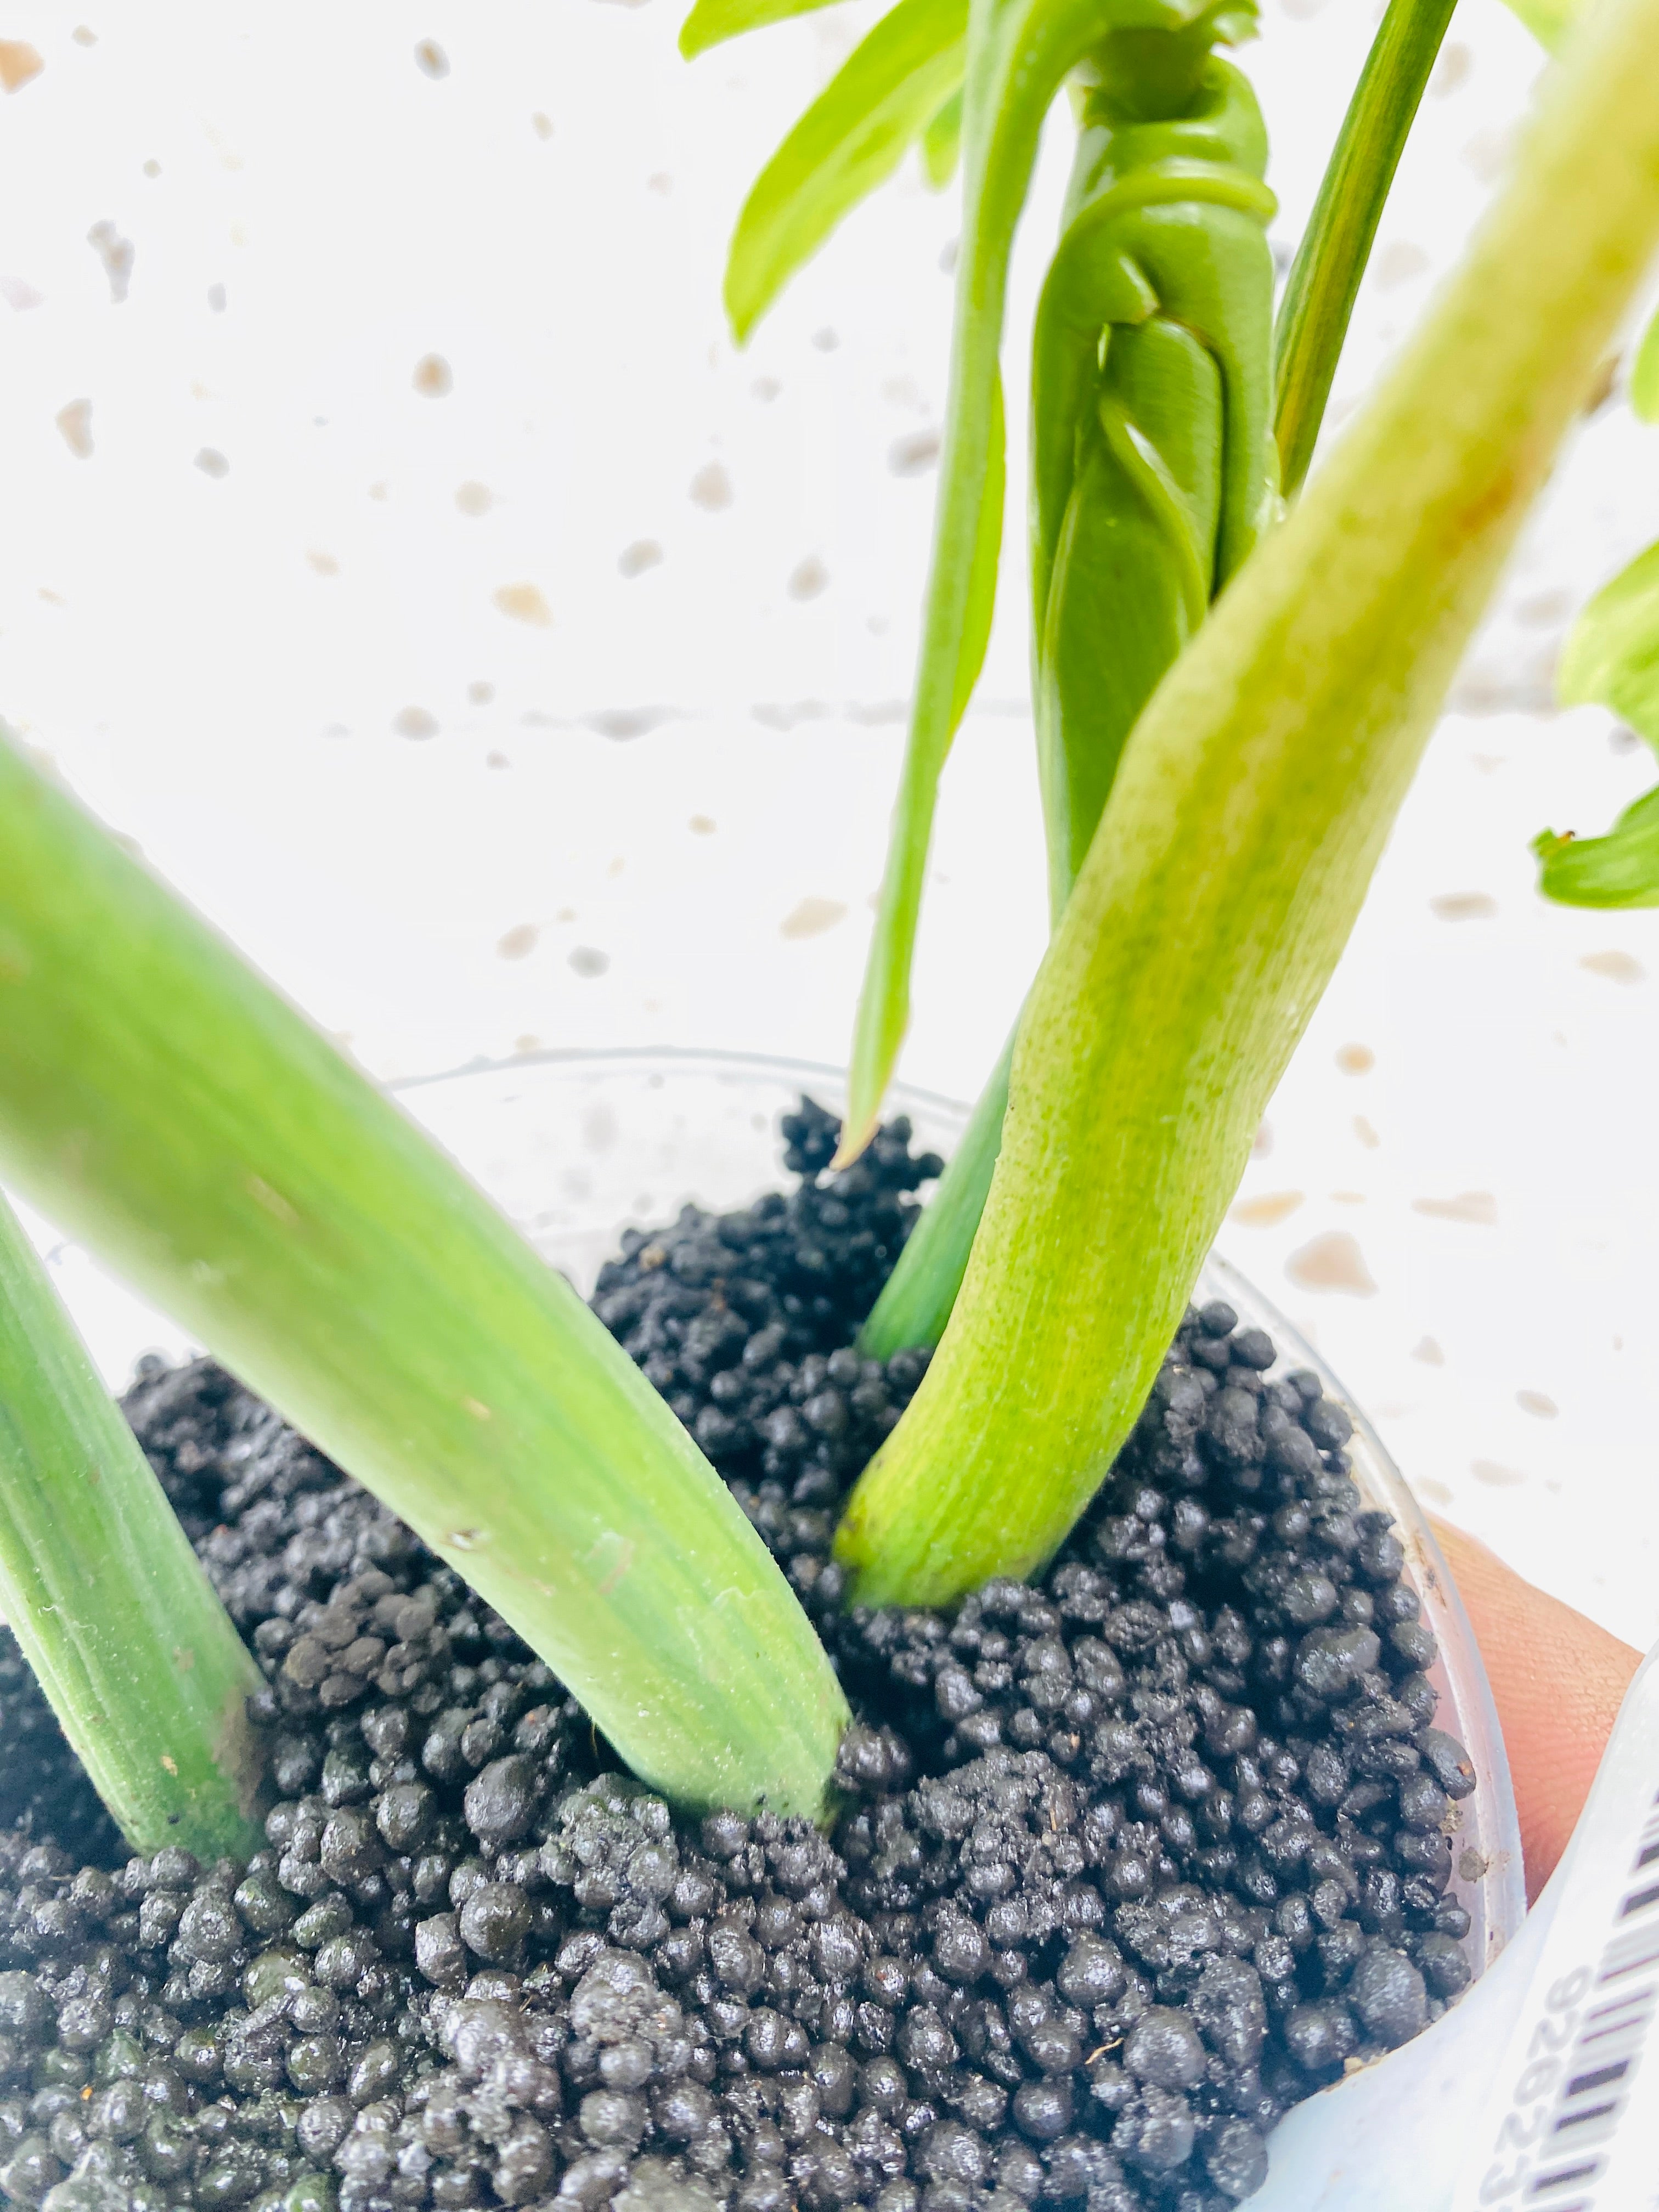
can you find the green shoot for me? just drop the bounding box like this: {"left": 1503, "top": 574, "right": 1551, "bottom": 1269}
{"left": 0, "top": 1189, "right": 266, "bottom": 1858}
{"left": 837, "top": 0, "right": 1179, "bottom": 1165}
{"left": 1272, "top": 0, "right": 1459, "bottom": 501}
{"left": 0, "top": 735, "right": 848, "bottom": 1820}
{"left": 860, "top": 1031, "right": 1013, "bottom": 1357}
{"left": 725, "top": 0, "right": 968, "bottom": 343}
{"left": 837, "top": 0, "right": 1659, "bottom": 1606}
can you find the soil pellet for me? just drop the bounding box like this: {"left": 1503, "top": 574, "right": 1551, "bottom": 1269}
{"left": 0, "top": 1099, "right": 1475, "bottom": 2212}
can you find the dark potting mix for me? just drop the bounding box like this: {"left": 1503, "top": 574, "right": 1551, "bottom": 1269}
{"left": 0, "top": 1102, "right": 1480, "bottom": 2212}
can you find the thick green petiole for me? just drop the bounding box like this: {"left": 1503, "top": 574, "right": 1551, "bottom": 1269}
{"left": 0, "top": 737, "right": 847, "bottom": 1820}
{"left": 1272, "top": 0, "right": 1459, "bottom": 500}
{"left": 839, "top": 0, "right": 1659, "bottom": 1606}
{"left": 0, "top": 1191, "right": 266, "bottom": 1858}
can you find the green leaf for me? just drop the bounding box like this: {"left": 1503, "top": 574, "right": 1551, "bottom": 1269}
{"left": 680, "top": 0, "right": 849, "bottom": 61}
{"left": 1500, "top": 0, "right": 1585, "bottom": 46}
{"left": 0, "top": 1190, "right": 265, "bottom": 1858}
{"left": 1534, "top": 787, "right": 1659, "bottom": 906}
{"left": 0, "top": 735, "right": 848, "bottom": 1820}
{"left": 838, "top": 0, "right": 1659, "bottom": 1606}
{"left": 921, "top": 86, "right": 963, "bottom": 185}
{"left": 724, "top": 0, "right": 969, "bottom": 342}
{"left": 1631, "top": 301, "right": 1659, "bottom": 421}
{"left": 1557, "top": 535, "right": 1659, "bottom": 747}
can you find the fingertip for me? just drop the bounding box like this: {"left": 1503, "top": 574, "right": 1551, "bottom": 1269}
{"left": 1432, "top": 1515, "right": 1640, "bottom": 1898}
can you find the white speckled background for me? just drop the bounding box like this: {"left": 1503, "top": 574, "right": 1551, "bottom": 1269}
{"left": 3, "top": 1, "right": 1657, "bottom": 1646}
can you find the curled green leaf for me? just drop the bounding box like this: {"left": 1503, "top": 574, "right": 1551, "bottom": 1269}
{"left": 1033, "top": 58, "right": 1276, "bottom": 912}
{"left": 680, "top": 0, "right": 849, "bottom": 61}
{"left": 724, "top": 0, "right": 969, "bottom": 343}
{"left": 1534, "top": 788, "right": 1659, "bottom": 906}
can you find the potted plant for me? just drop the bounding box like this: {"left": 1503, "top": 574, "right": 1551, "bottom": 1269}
{"left": 0, "top": 0, "right": 1652, "bottom": 2204}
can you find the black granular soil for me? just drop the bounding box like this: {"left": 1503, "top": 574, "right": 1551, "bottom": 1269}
{"left": 0, "top": 1099, "right": 1480, "bottom": 2212}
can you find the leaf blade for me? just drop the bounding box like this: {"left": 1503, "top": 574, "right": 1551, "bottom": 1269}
{"left": 921, "top": 85, "right": 964, "bottom": 185}
{"left": 724, "top": 0, "right": 969, "bottom": 342}
{"left": 680, "top": 0, "right": 849, "bottom": 61}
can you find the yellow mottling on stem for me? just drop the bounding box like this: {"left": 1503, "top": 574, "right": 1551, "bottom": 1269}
{"left": 246, "top": 1175, "right": 298, "bottom": 1226}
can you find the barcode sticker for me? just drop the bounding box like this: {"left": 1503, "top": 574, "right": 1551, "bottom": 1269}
{"left": 1453, "top": 1651, "right": 1659, "bottom": 2212}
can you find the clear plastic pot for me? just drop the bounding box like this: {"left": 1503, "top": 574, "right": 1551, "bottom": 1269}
{"left": 43, "top": 1042, "right": 1527, "bottom": 1986}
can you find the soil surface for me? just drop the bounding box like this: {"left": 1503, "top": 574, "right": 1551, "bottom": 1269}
{"left": 0, "top": 1102, "right": 1477, "bottom": 2212}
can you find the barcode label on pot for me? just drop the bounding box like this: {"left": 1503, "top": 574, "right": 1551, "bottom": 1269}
{"left": 1454, "top": 1651, "right": 1659, "bottom": 2212}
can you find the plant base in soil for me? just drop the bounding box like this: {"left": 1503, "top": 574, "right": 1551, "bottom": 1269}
{"left": 0, "top": 1102, "right": 1476, "bottom": 2212}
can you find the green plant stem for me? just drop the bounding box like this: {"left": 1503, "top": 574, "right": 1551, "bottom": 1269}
{"left": 839, "top": 0, "right": 1154, "bottom": 1166}
{"left": 0, "top": 1192, "right": 266, "bottom": 1857}
{"left": 0, "top": 738, "right": 847, "bottom": 1819}
{"left": 860, "top": 1030, "right": 1013, "bottom": 1357}
{"left": 1272, "top": 0, "right": 1458, "bottom": 501}
{"left": 838, "top": 0, "right": 1659, "bottom": 1607}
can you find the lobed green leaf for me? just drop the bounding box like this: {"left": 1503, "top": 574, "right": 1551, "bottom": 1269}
{"left": 1557, "top": 535, "right": 1659, "bottom": 746}
{"left": 1534, "top": 790, "right": 1659, "bottom": 907}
